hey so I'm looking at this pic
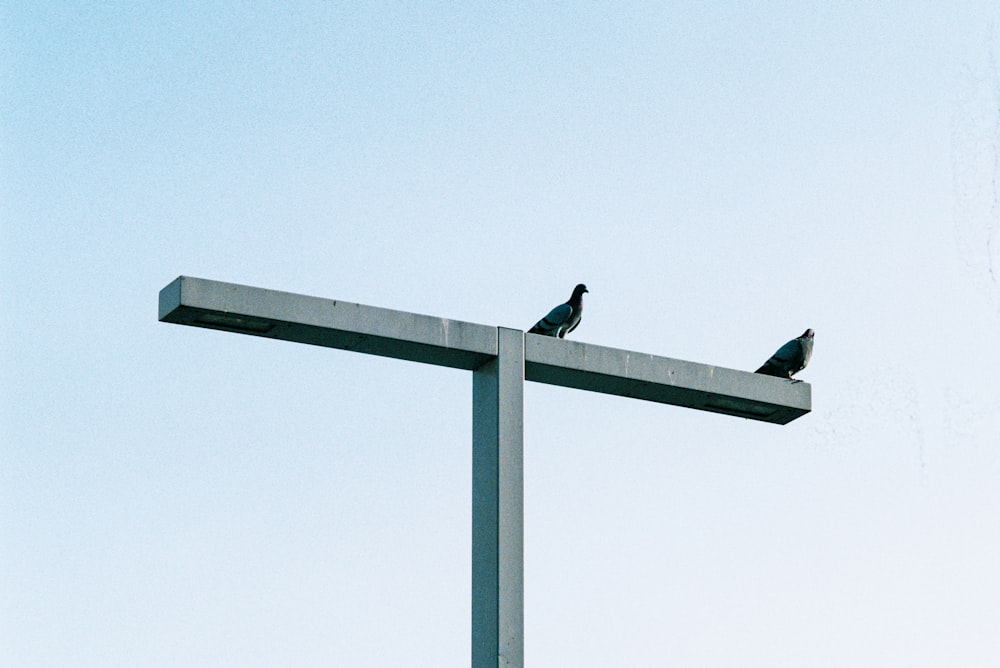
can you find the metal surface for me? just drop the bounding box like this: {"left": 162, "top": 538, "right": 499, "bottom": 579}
{"left": 472, "top": 328, "right": 524, "bottom": 667}
{"left": 159, "top": 276, "right": 497, "bottom": 370}
{"left": 525, "top": 334, "right": 810, "bottom": 424}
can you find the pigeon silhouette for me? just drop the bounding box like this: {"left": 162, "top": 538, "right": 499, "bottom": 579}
{"left": 755, "top": 329, "right": 814, "bottom": 379}
{"left": 528, "top": 284, "right": 588, "bottom": 338}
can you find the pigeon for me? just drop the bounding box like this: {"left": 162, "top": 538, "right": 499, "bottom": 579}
{"left": 528, "top": 284, "right": 588, "bottom": 338}
{"left": 755, "top": 329, "right": 814, "bottom": 379}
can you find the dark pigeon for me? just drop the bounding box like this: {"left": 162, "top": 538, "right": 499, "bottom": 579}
{"left": 528, "top": 284, "right": 588, "bottom": 338}
{"left": 755, "top": 329, "right": 814, "bottom": 379}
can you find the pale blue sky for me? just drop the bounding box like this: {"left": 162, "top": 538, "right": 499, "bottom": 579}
{"left": 3, "top": 3, "right": 1000, "bottom": 666}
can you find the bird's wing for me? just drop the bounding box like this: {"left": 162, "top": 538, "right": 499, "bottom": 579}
{"left": 770, "top": 339, "right": 803, "bottom": 366}
{"left": 531, "top": 303, "right": 573, "bottom": 333}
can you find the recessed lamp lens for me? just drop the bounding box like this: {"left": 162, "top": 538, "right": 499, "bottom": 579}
{"left": 195, "top": 312, "right": 276, "bottom": 333}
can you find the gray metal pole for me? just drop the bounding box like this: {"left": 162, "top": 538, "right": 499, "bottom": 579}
{"left": 472, "top": 327, "right": 524, "bottom": 667}
{"left": 159, "top": 276, "right": 813, "bottom": 666}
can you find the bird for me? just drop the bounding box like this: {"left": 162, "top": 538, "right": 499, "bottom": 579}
{"left": 528, "top": 284, "right": 588, "bottom": 338}
{"left": 755, "top": 329, "right": 814, "bottom": 379}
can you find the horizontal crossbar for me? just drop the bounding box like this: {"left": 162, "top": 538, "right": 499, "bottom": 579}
{"left": 159, "top": 276, "right": 497, "bottom": 370}
{"left": 159, "top": 276, "right": 810, "bottom": 423}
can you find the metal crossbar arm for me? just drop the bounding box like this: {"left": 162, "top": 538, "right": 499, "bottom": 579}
{"left": 524, "top": 336, "right": 810, "bottom": 424}
{"left": 159, "top": 276, "right": 810, "bottom": 424}
{"left": 159, "top": 276, "right": 497, "bottom": 370}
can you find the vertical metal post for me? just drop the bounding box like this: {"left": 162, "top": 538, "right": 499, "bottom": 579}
{"left": 472, "top": 327, "right": 524, "bottom": 667}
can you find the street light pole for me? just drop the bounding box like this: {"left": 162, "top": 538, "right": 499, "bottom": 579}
{"left": 159, "top": 275, "right": 810, "bottom": 667}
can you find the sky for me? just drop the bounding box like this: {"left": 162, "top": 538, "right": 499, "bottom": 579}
{"left": 3, "top": 2, "right": 1000, "bottom": 666}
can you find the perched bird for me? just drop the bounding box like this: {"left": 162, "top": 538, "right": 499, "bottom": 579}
{"left": 528, "top": 284, "right": 588, "bottom": 338}
{"left": 755, "top": 329, "right": 814, "bottom": 379}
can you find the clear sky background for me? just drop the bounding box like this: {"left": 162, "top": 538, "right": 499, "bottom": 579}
{"left": 3, "top": 3, "right": 1000, "bottom": 666}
